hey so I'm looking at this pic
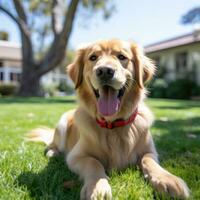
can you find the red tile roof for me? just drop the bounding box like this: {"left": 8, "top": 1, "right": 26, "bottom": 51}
{"left": 145, "top": 30, "right": 200, "bottom": 53}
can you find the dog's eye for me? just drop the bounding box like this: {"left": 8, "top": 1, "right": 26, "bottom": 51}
{"left": 89, "top": 54, "right": 98, "bottom": 61}
{"left": 117, "top": 54, "right": 127, "bottom": 61}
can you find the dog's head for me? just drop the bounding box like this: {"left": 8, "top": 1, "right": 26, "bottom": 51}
{"left": 67, "top": 39, "right": 155, "bottom": 119}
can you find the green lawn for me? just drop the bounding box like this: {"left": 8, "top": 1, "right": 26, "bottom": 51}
{"left": 0, "top": 97, "right": 200, "bottom": 200}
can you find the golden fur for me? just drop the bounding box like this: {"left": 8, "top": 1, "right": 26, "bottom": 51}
{"left": 29, "top": 39, "right": 190, "bottom": 199}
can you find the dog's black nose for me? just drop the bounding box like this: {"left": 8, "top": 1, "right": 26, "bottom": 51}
{"left": 96, "top": 67, "right": 115, "bottom": 80}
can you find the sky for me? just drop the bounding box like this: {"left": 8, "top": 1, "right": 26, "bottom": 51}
{"left": 0, "top": 0, "right": 199, "bottom": 48}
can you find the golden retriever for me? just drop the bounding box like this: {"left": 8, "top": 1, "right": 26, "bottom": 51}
{"left": 29, "top": 39, "right": 190, "bottom": 199}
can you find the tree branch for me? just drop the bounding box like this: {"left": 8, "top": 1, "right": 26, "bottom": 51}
{"left": 38, "top": 0, "right": 80, "bottom": 76}
{"left": 0, "top": 5, "right": 29, "bottom": 37}
{"left": 13, "top": 0, "right": 27, "bottom": 23}
{"left": 0, "top": 5, "right": 18, "bottom": 24}
{"left": 12, "top": 0, "right": 34, "bottom": 66}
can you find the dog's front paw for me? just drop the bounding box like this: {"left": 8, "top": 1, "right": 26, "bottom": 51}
{"left": 149, "top": 172, "right": 190, "bottom": 199}
{"left": 81, "top": 178, "right": 112, "bottom": 200}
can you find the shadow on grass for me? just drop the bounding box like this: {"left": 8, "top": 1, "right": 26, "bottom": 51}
{"left": 152, "top": 117, "right": 200, "bottom": 199}
{"left": 17, "top": 155, "right": 81, "bottom": 200}
{"left": 154, "top": 117, "right": 200, "bottom": 133}
{"left": 0, "top": 96, "right": 76, "bottom": 104}
{"left": 153, "top": 117, "right": 200, "bottom": 157}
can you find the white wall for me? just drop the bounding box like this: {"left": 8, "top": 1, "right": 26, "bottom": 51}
{"left": 147, "top": 43, "right": 200, "bottom": 85}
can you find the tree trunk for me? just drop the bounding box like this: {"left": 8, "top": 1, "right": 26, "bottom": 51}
{"left": 18, "top": 67, "right": 41, "bottom": 96}
{"left": 0, "top": 0, "right": 80, "bottom": 96}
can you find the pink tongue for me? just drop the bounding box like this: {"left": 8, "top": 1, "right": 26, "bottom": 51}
{"left": 98, "top": 87, "right": 120, "bottom": 116}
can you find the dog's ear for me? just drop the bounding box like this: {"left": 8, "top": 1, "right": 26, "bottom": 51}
{"left": 67, "top": 47, "right": 86, "bottom": 89}
{"left": 131, "top": 43, "right": 156, "bottom": 88}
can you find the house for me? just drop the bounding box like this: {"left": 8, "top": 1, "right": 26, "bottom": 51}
{"left": 0, "top": 40, "right": 71, "bottom": 86}
{"left": 0, "top": 40, "right": 22, "bottom": 83}
{"left": 145, "top": 29, "right": 200, "bottom": 85}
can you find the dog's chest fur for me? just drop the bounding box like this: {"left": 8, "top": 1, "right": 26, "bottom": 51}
{"left": 96, "top": 125, "right": 141, "bottom": 170}
{"left": 75, "top": 107, "right": 151, "bottom": 170}
{"left": 79, "top": 120, "right": 147, "bottom": 170}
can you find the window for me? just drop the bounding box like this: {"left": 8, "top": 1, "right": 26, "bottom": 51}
{"left": 10, "top": 73, "right": 18, "bottom": 82}
{"left": 10, "top": 72, "right": 21, "bottom": 82}
{"left": 175, "top": 52, "right": 188, "bottom": 73}
{"left": 10, "top": 73, "right": 14, "bottom": 81}
{"left": 0, "top": 61, "right": 3, "bottom": 67}
{"left": 153, "top": 56, "right": 160, "bottom": 67}
{"left": 0, "top": 72, "right": 3, "bottom": 81}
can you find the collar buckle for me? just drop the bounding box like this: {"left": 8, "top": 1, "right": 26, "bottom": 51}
{"left": 106, "top": 122, "right": 113, "bottom": 129}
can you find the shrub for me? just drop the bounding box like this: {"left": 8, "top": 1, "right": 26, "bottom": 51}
{"left": 166, "top": 79, "right": 196, "bottom": 99}
{"left": 0, "top": 83, "right": 18, "bottom": 96}
{"left": 149, "top": 78, "right": 168, "bottom": 98}
{"left": 191, "top": 85, "right": 200, "bottom": 96}
{"left": 57, "top": 81, "right": 74, "bottom": 94}
{"left": 42, "top": 83, "right": 58, "bottom": 97}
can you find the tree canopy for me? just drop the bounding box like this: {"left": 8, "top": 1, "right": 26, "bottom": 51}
{"left": 0, "top": 30, "right": 9, "bottom": 40}
{"left": 181, "top": 6, "right": 200, "bottom": 25}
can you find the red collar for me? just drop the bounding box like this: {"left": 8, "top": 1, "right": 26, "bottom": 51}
{"left": 96, "top": 108, "right": 138, "bottom": 129}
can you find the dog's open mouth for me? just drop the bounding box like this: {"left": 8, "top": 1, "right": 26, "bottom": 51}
{"left": 93, "top": 85, "right": 125, "bottom": 116}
